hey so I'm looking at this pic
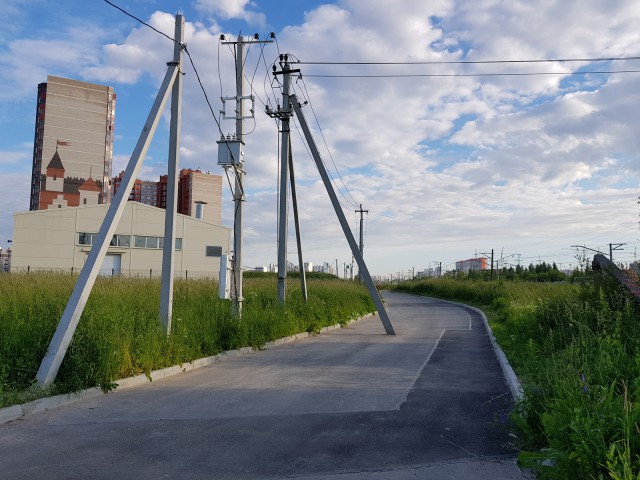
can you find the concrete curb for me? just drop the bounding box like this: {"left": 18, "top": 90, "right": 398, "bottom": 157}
{"left": 0, "top": 312, "right": 374, "bottom": 425}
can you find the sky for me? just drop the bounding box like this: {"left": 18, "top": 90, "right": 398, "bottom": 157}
{"left": 1, "top": 0, "right": 640, "bottom": 278}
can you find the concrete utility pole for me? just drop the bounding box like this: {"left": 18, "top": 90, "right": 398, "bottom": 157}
{"left": 267, "top": 54, "right": 307, "bottom": 304}
{"left": 289, "top": 145, "right": 308, "bottom": 301}
{"left": 355, "top": 204, "right": 368, "bottom": 281}
{"left": 36, "top": 15, "right": 185, "bottom": 386}
{"left": 159, "top": 15, "right": 184, "bottom": 333}
{"left": 277, "top": 56, "right": 292, "bottom": 304}
{"left": 220, "top": 34, "right": 272, "bottom": 316}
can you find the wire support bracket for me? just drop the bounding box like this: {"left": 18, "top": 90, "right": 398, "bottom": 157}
{"left": 221, "top": 95, "right": 255, "bottom": 120}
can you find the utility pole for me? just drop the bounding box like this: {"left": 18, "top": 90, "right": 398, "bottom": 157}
{"left": 266, "top": 54, "right": 301, "bottom": 304}
{"left": 159, "top": 14, "right": 184, "bottom": 333}
{"left": 220, "top": 34, "right": 272, "bottom": 316}
{"left": 355, "top": 204, "right": 368, "bottom": 281}
{"left": 609, "top": 243, "right": 626, "bottom": 262}
{"left": 277, "top": 57, "right": 292, "bottom": 303}
{"left": 491, "top": 249, "right": 494, "bottom": 281}
{"left": 480, "top": 249, "right": 494, "bottom": 280}
{"left": 36, "top": 15, "right": 185, "bottom": 386}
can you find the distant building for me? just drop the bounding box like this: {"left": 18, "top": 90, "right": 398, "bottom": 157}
{"left": 177, "top": 169, "right": 222, "bottom": 225}
{"left": 456, "top": 257, "right": 487, "bottom": 273}
{"left": 0, "top": 247, "right": 11, "bottom": 273}
{"left": 30, "top": 76, "right": 115, "bottom": 210}
{"left": 12, "top": 203, "right": 230, "bottom": 278}
{"left": 313, "top": 262, "right": 334, "bottom": 274}
{"left": 113, "top": 168, "right": 222, "bottom": 224}
{"left": 111, "top": 171, "right": 158, "bottom": 206}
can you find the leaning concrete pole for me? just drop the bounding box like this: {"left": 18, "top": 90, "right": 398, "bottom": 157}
{"left": 289, "top": 144, "right": 308, "bottom": 301}
{"left": 35, "top": 64, "right": 180, "bottom": 386}
{"left": 291, "top": 95, "right": 395, "bottom": 335}
{"left": 159, "top": 15, "right": 185, "bottom": 333}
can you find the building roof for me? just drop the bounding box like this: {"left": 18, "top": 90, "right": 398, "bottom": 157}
{"left": 46, "top": 151, "right": 65, "bottom": 171}
{"left": 79, "top": 177, "right": 101, "bottom": 192}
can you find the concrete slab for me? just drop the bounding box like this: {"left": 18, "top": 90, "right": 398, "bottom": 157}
{"left": 0, "top": 291, "right": 529, "bottom": 479}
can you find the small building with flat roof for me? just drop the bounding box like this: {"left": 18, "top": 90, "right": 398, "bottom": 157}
{"left": 11, "top": 202, "right": 230, "bottom": 278}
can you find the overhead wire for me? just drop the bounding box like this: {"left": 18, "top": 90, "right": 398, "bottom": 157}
{"left": 295, "top": 56, "right": 640, "bottom": 65}
{"left": 103, "top": 0, "right": 175, "bottom": 43}
{"left": 303, "top": 70, "right": 640, "bottom": 78}
{"left": 295, "top": 75, "right": 361, "bottom": 209}
{"left": 103, "top": 0, "right": 241, "bottom": 178}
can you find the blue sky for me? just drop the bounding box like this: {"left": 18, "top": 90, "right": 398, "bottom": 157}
{"left": 2, "top": 0, "right": 640, "bottom": 276}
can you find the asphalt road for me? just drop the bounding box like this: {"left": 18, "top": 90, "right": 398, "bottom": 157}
{"left": 0, "top": 291, "right": 530, "bottom": 479}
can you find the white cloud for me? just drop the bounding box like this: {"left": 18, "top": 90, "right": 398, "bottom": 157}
{"left": 2, "top": 0, "right": 640, "bottom": 274}
{"left": 195, "top": 0, "right": 266, "bottom": 26}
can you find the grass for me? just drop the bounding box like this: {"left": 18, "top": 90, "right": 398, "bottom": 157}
{"left": 0, "top": 271, "right": 374, "bottom": 408}
{"left": 393, "top": 275, "right": 640, "bottom": 480}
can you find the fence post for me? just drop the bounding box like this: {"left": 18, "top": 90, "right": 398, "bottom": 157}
{"left": 150, "top": 268, "right": 152, "bottom": 279}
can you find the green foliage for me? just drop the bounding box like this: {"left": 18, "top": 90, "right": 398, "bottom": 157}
{"left": 393, "top": 275, "right": 640, "bottom": 479}
{"left": 0, "top": 272, "right": 374, "bottom": 407}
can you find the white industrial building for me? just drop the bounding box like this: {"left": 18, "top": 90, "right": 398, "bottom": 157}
{"left": 11, "top": 202, "right": 230, "bottom": 278}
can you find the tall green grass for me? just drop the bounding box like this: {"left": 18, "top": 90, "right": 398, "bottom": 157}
{"left": 0, "top": 272, "right": 374, "bottom": 407}
{"left": 394, "top": 276, "right": 640, "bottom": 479}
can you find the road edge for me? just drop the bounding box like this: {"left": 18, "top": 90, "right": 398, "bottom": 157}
{"left": 0, "top": 312, "right": 375, "bottom": 425}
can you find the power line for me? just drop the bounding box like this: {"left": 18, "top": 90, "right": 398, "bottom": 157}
{"left": 104, "top": 0, "right": 177, "bottom": 44}
{"left": 304, "top": 70, "right": 640, "bottom": 79}
{"left": 294, "top": 56, "right": 640, "bottom": 65}
{"left": 296, "top": 76, "right": 361, "bottom": 208}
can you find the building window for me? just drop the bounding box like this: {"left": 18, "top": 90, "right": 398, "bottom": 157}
{"left": 109, "top": 235, "right": 130, "bottom": 247}
{"left": 78, "top": 233, "right": 130, "bottom": 247}
{"left": 78, "top": 232, "right": 93, "bottom": 245}
{"left": 205, "top": 246, "right": 222, "bottom": 257}
{"left": 132, "top": 236, "right": 181, "bottom": 250}
{"left": 134, "top": 235, "right": 146, "bottom": 248}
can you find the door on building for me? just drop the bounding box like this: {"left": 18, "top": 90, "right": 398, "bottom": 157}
{"left": 99, "top": 254, "right": 122, "bottom": 276}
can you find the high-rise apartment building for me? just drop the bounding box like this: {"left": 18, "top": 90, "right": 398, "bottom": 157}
{"left": 112, "top": 169, "right": 222, "bottom": 225}
{"left": 177, "top": 169, "right": 222, "bottom": 225}
{"left": 112, "top": 171, "right": 158, "bottom": 206}
{"left": 30, "top": 76, "right": 116, "bottom": 210}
